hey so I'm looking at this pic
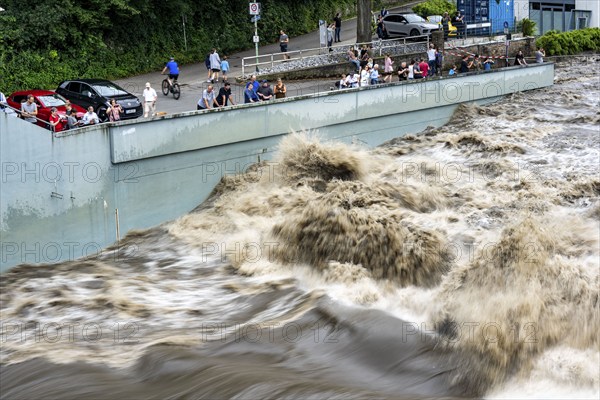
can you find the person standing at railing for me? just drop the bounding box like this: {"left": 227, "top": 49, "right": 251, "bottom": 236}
{"left": 514, "top": 50, "right": 527, "bottom": 67}
{"left": 48, "top": 107, "right": 64, "bottom": 132}
{"left": 81, "top": 106, "right": 100, "bottom": 125}
{"left": 334, "top": 13, "right": 342, "bottom": 43}
{"left": 397, "top": 62, "right": 409, "bottom": 81}
{"left": 370, "top": 64, "right": 380, "bottom": 85}
{"left": 535, "top": 47, "right": 546, "bottom": 63}
{"left": 244, "top": 82, "right": 259, "bottom": 103}
{"left": 427, "top": 44, "right": 437, "bottom": 76}
{"left": 20, "top": 95, "right": 38, "bottom": 123}
{"left": 483, "top": 57, "right": 494, "bottom": 71}
{"left": 216, "top": 81, "right": 236, "bottom": 107}
{"left": 274, "top": 78, "right": 287, "bottom": 99}
{"left": 279, "top": 30, "right": 290, "bottom": 60}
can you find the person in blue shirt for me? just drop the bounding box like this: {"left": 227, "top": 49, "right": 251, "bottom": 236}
{"left": 483, "top": 57, "right": 494, "bottom": 71}
{"left": 161, "top": 57, "right": 179, "bottom": 91}
{"left": 244, "top": 82, "right": 259, "bottom": 103}
{"left": 220, "top": 56, "right": 230, "bottom": 82}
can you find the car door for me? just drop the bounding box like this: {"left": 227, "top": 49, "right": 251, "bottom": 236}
{"left": 384, "top": 15, "right": 408, "bottom": 37}
{"left": 63, "top": 81, "right": 84, "bottom": 107}
{"left": 79, "top": 83, "right": 97, "bottom": 109}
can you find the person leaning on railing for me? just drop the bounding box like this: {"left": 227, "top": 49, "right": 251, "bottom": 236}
{"left": 20, "top": 95, "right": 38, "bottom": 123}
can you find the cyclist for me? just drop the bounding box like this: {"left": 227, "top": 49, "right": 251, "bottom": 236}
{"left": 161, "top": 57, "right": 179, "bottom": 91}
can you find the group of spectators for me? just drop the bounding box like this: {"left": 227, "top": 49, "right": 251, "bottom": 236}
{"left": 196, "top": 75, "right": 288, "bottom": 110}
{"left": 0, "top": 92, "right": 107, "bottom": 132}
{"left": 338, "top": 43, "right": 547, "bottom": 89}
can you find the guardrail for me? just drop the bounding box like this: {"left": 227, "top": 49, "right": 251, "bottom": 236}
{"left": 241, "top": 35, "right": 431, "bottom": 77}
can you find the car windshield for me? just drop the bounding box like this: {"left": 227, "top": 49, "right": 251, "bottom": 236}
{"left": 37, "top": 94, "right": 67, "bottom": 107}
{"left": 92, "top": 82, "right": 129, "bottom": 97}
{"left": 405, "top": 14, "right": 426, "bottom": 23}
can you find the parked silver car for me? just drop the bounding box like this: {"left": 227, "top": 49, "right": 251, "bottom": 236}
{"left": 382, "top": 13, "right": 440, "bottom": 38}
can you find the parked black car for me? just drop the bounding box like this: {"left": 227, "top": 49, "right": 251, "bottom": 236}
{"left": 55, "top": 79, "right": 143, "bottom": 121}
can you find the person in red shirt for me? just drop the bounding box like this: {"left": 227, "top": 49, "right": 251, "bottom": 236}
{"left": 48, "top": 107, "right": 64, "bottom": 132}
{"left": 418, "top": 58, "right": 429, "bottom": 78}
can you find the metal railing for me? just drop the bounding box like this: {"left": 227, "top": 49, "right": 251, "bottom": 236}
{"left": 241, "top": 35, "right": 430, "bottom": 77}
{"left": 0, "top": 103, "right": 77, "bottom": 133}
{"left": 1, "top": 104, "right": 53, "bottom": 128}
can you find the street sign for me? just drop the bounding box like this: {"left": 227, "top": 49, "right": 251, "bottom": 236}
{"left": 253, "top": 35, "right": 260, "bottom": 43}
{"left": 504, "top": 27, "right": 509, "bottom": 34}
{"left": 250, "top": 15, "right": 261, "bottom": 23}
{"left": 249, "top": 2, "right": 260, "bottom": 15}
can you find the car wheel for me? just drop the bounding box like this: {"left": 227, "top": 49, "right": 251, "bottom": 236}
{"left": 98, "top": 106, "right": 108, "bottom": 122}
{"left": 410, "top": 29, "right": 420, "bottom": 37}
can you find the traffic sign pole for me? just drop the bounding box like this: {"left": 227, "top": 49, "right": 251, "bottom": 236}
{"left": 254, "top": 18, "right": 259, "bottom": 72}
{"left": 249, "top": 3, "right": 261, "bottom": 72}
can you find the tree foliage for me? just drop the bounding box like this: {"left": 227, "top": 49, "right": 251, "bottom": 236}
{"left": 412, "top": 0, "right": 456, "bottom": 18}
{"left": 517, "top": 18, "right": 537, "bottom": 36}
{"left": 536, "top": 28, "right": 600, "bottom": 56}
{"left": 0, "top": 0, "right": 357, "bottom": 93}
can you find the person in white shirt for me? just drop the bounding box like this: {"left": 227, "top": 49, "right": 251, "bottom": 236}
{"left": 360, "top": 65, "right": 370, "bottom": 87}
{"left": 427, "top": 44, "right": 437, "bottom": 76}
{"left": 81, "top": 106, "right": 100, "bottom": 125}
{"left": 142, "top": 82, "right": 157, "bottom": 118}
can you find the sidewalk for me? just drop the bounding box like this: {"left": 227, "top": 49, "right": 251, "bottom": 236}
{"left": 114, "top": 3, "right": 418, "bottom": 116}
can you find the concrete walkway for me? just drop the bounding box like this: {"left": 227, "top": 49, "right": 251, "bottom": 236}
{"left": 114, "top": 3, "right": 419, "bottom": 116}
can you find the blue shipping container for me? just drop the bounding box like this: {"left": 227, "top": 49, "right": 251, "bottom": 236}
{"left": 457, "top": 0, "right": 515, "bottom": 34}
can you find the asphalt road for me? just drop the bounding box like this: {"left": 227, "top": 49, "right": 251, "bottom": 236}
{"left": 114, "top": 2, "right": 420, "bottom": 116}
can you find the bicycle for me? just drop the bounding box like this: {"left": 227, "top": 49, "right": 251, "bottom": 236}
{"left": 161, "top": 75, "right": 181, "bottom": 100}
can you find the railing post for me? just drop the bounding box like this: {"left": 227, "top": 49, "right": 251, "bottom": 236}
{"left": 271, "top": 54, "right": 274, "bottom": 69}
{"left": 242, "top": 58, "right": 245, "bottom": 77}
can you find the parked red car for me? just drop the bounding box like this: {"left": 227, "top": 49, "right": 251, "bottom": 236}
{"left": 7, "top": 90, "right": 86, "bottom": 130}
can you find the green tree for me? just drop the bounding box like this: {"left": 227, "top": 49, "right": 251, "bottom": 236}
{"left": 412, "top": 0, "right": 456, "bottom": 18}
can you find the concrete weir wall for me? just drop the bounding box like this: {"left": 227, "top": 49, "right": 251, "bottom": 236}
{"left": 0, "top": 63, "right": 554, "bottom": 270}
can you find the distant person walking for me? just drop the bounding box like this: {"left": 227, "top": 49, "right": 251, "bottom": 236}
{"left": 209, "top": 48, "right": 221, "bottom": 83}
{"left": 220, "top": 55, "right": 230, "bottom": 81}
{"left": 142, "top": 82, "right": 157, "bottom": 118}
{"left": 279, "top": 30, "right": 289, "bottom": 60}
{"left": 334, "top": 13, "right": 342, "bottom": 42}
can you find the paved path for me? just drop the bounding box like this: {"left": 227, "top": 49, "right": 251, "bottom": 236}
{"left": 115, "top": 3, "right": 419, "bottom": 116}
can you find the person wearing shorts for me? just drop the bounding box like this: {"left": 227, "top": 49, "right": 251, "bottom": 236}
{"left": 279, "top": 30, "right": 289, "bottom": 60}
{"left": 161, "top": 57, "right": 179, "bottom": 89}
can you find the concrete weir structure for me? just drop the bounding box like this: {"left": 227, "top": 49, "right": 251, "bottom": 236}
{"left": 0, "top": 63, "right": 554, "bottom": 270}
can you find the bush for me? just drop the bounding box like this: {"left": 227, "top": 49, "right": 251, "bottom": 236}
{"left": 412, "top": 0, "right": 456, "bottom": 18}
{"left": 536, "top": 28, "right": 600, "bottom": 56}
